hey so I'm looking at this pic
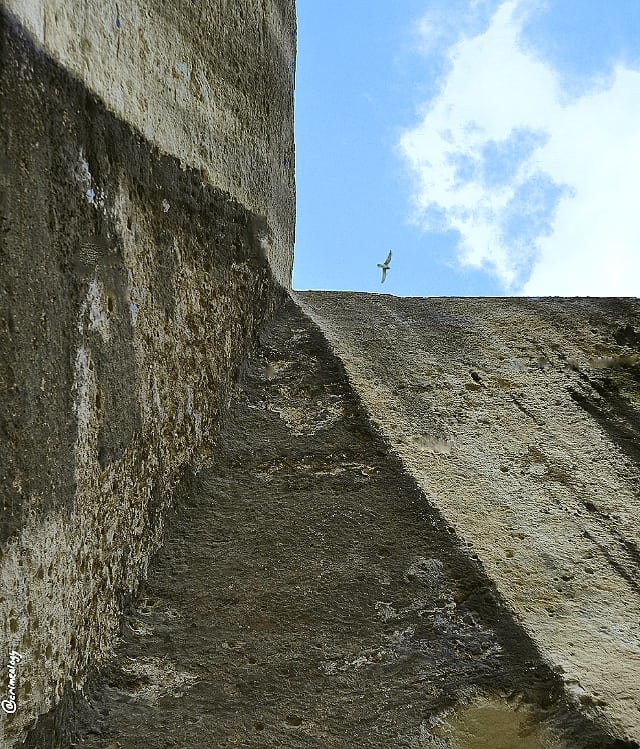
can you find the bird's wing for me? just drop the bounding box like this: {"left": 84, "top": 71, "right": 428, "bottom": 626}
{"left": 385, "top": 250, "right": 392, "bottom": 265}
{"left": 381, "top": 267, "right": 387, "bottom": 283}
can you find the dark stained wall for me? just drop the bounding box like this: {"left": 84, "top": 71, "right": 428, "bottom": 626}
{"left": 0, "top": 3, "right": 294, "bottom": 744}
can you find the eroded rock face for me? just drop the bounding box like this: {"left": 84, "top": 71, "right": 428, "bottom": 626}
{"left": 1, "top": 0, "right": 296, "bottom": 285}
{"left": 298, "top": 292, "right": 640, "bottom": 745}
{"left": 61, "top": 300, "right": 625, "bottom": 748}
{"left": 0, "top": 6, "right": 292, "bottom": 744}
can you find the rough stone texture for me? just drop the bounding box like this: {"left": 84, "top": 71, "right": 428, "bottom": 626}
{"left": 1, "top": 0, "right": 296, "bottom": 286}
{"left": 0, "top": 6, "right": 292, "bottom": 745}
{"left": 2, "top": 0, "right": 639, "bottom": 744}
{"left": 297, "top": 292, "right": 640, "bottom": 745}
{"left": 62, "top": 299, "right": 628, "bottom": 748}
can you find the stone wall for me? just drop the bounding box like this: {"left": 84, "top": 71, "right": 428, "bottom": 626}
{"left": 62, "top": 298, "right": 628, "bottom": 749}
{"left": 298, "top": 292, "right": 640, "bottom": 745}
{"left": 1, "top": 0, "right": 296, "bottom": 286}
{"left": 0, "top": 2, "right": 294, "bottom": 744}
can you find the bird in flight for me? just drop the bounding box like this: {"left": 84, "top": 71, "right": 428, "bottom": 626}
{"left": 377, "top": 250, "right": 392, "bottom": 283}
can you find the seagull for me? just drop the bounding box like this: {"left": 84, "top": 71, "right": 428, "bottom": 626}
{"left": 377, "top": 250, "right": 392, "bottom": 283}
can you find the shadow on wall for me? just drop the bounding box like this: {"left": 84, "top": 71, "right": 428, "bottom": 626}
{"left": 0, "top": 11, "right": 288, "bottom": 746}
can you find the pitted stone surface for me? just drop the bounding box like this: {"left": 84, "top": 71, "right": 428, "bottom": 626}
{"left": 64, "top": 300, "right": 624, "bottom": 749}
{"left": 0, "top": 12, "right": 290, "bottom": 745}
{"left": 297, "top": 291, "right": 640, "bottom": 745}
{"left": 1, "top": 0, "right": 296, "bottom": 285}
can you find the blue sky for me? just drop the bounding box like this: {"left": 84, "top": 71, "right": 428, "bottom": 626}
{"left": 293, "top": 0, "right": 640, "bottom": 296}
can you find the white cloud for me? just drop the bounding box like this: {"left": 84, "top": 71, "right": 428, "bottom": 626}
{"left": 399, "top": 0, "right": 640, "bottom": 295}
{"left": 412, "top": 0, "right": 495, "bottom": 57}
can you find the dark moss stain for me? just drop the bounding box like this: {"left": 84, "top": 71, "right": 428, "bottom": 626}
{"left": 570, "top": 372, "right": 640, "bottom": 468}
{"left": 582, "top": 530, "right": 640, "bottom": 597}
{"left": 562, "top": 355, "right": 640, "bottom": 594}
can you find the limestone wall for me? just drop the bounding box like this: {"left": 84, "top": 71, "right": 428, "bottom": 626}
{"left": 298, "top": 292, "right": 640, "bottom": 745}
{"left": 60, "top": 297, "right": 626, "bottom": 749}
{"left": 2, "top": 0, "right": 296, "bottom": 286}
{"left": 0, "top": 3, "right": 294, "bottom": 744}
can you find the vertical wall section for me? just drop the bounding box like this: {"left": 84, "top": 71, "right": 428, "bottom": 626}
{"left": 0, "top": 2, "right": 295, "bottom": 744}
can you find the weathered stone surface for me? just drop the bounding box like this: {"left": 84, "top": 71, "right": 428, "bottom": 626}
{"left": 60, "top": 300, "right": 628, "bottom": 748}
{"left": 2, "top": 0, "right": 639, "bottom": 744}
{"left": 297, "top": 292, "right": 640, "bottom": 745}
{"left": 1, "top": 0, "right": 296, "bottom": 285}
{"left": 0, "top": 5, "right": 292, "bottom": 744}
